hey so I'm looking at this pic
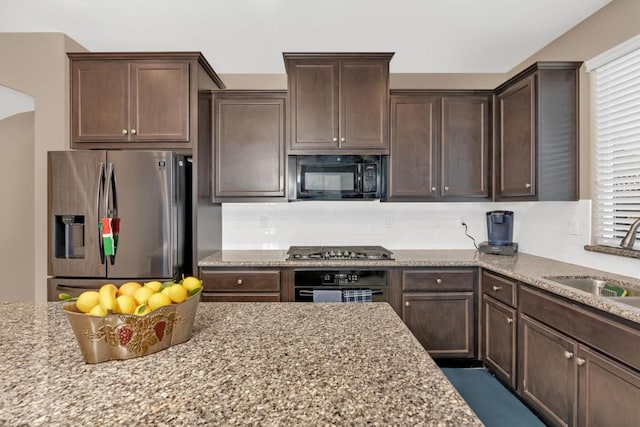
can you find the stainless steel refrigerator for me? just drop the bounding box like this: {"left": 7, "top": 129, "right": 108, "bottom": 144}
{"left": 47, "top": 150, "right": 188, "bottom": 300}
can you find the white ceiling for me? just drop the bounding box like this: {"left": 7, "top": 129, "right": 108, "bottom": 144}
{"left": 0, "top": 0, "right": 611, "bottom": 74}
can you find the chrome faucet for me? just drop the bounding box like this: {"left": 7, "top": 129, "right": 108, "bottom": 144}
{"left": 620, "top": 218, "right": 640, "bottom": 250}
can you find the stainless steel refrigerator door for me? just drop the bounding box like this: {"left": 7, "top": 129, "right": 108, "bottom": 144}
{"left": 48, "top": 150, "right": 107, "bottom": 278}
{"left": 106, "top": 151, "right": 179, "bottom": 279}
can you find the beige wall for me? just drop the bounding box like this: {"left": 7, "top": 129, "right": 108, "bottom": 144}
{"left": 507, "top": 0, "right": 640, "bottom": 199}
{"left": 0, "top": 112, "right": 35, "bottom": 300}
{"left": 0, "top": 33, "right": 87, "bottom": 301}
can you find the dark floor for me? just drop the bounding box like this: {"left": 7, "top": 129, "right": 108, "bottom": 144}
{"left": 441, "top": 367, "right": 545, "bottom": 427}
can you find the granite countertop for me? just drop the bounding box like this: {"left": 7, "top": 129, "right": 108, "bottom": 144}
{"left": 198, "top": 249, "right": 640, "bottom": 325}
{"left": 0, "top": 302, "right": 481, "bottom": 426}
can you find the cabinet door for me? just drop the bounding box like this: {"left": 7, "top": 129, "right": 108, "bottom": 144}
{"left": 288, "top": 60, "right": 339, "bottom": 151}
{"left": 483, "top": 296, "right": 517, "bottom": 388}
{"left": 213, "top": 94, "right": 286, "bottom": 199}
{"left": 577, "top": 345, "right": 640, "bottom": 427}
{"left": 71, "top": 61, "right": 129, "bottom": 143}
{"left": 519, "top": 314, "right": 577, "bottom": 427}
{"left": 131, "top": 61, "right": 190, "bottom": 142}
{"left": 388, "top": 96, "right": 439, "bottom": 199}
{"left": 497, "top": 75, "right": 536, "bottom": 199}
{"left": 441, "top": 96, "right": 490, "bottom": 198}
{"left": 403, "top": 292, "right": 475, "bottom": 358}
{"left": 340, "top": 60, "right": 389, "bottom": 150}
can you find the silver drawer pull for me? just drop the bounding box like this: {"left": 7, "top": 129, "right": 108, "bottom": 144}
{"left": 576, "top": 357, "right": 586, "bottom": 366}
{"left": 492, "top": 285, "right": 502, "bottom": 292}
{"left": 121, "top": 129, "right": 128, "bottom": 135}
{"left": 130, "top": 129, "right": 137, "bottom": 135}
{"left": 564, "top": 351, "right": 574, "bottom": 359}
{"left": 436, "top": 278, "right": 443, "bottom": 284}
{"left": 236, "top": 279, "right": 243, "bottom": 285}
{"left": 507, "top": 318, "right": 513, "bottom": 324}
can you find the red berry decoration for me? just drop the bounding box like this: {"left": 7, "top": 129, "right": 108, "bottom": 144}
{"left": 116, "top": 326, "right": 133, "bottom": 346}
{"left": 154, "top": 321, "right": 167, "bottom": 340}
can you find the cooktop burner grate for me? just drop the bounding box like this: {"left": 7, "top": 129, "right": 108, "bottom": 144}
{"left": 287, "top": 246, "right": 394, "bottom": 261}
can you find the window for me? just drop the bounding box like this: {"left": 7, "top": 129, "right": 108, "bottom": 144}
{"left": 587, "top": 35, "right": 640, "bottom": 248}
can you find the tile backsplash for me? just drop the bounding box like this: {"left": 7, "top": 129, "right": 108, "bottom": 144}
{"left": 220, "top": 200, "right": 639, "bottom": 278}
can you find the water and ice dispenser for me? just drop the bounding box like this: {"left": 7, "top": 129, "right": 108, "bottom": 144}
{"left": 479, "top": 210, "right": 518, "bottom": 256}
{"left": 54, "top": 215, "right": 85, "bottom": 259}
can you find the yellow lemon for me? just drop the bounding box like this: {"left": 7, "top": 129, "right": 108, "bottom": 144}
{"left": 182, "top": 276, "right": 202, "bottom": 295}
{"left": 167, "top": 284, "right": 187, "bottom": 303}
{"left": 87, "top": 304, "right": 107, "bottom": 317}
{"left": 148, "top": 292, "right": 172, "bottom": 311}
{"left": 117, "top": 281, "right": 142, "bottom": 297}
{"left": 133, "top": 286, "right": 155, "bottom": 305}
{"left": 134, "top": 304, "right": 151, "bottom": 316}
{"left": 114, "top": 294, "right": 136, "bottom": 314}
{"left": 144, "top": 281, "right": 163, "bottom": 292}
{"left": 76, "top": 291, "right": 100, "bottom": 313}
{"left": 161, "top": 286, "right": 172, "bottom": 296}
{"left": 99, "top": 283, "right": 118, "bottom": 312}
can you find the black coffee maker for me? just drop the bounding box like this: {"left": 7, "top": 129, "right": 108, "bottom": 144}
{"left": 478, "top": 210, "right": 518, "bottom": 256}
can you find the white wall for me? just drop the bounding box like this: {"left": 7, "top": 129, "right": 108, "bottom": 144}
{"left": 221, "top": 200, "right": 639, "bottom": 279}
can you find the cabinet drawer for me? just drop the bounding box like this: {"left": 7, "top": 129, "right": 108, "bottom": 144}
{"left": 519, "top": 285, "right": 640, "bottom": 372}
{"left": 482, "top": 271, "right": 517, "bottom": 307}
{"left": 201, "top": 270, "right": 280, "bottom": 292}
{"left": 402, "top": 269, "right": 475, "bottom": 292}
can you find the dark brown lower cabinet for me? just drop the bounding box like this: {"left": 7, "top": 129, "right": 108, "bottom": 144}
{"left": 518, "top": 286, "right": 640, "bottom": 427}
{"left": 519, "top": 314, "right": 577, "bottom": 426}
{"left": 577, "top": 345, "right": 640, "bottom": 427}
{"left": 483, "top": 295, "right": 517, "bottom": 388}
{"left": 403, "top": 292, "right": 475, "bottom": 358}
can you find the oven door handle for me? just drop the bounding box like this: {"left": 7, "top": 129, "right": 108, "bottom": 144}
{"left": 298, "top": 289, "right": 384, "bottom": 296}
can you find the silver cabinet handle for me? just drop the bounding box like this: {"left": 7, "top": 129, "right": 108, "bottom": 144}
{"left": 130, "top": 129, "right": 137, "bottom": 135}
{"left": 236, "top": 279, "right": 243, "bottom": 285}
{"left": 405, "top": 301, "right": 410, "bottom": 307}
{"left": 340, "top": 137, "right": 346, "bottom": 142}
{"left": 122, "top": 129, "right": 128, "bottom": 135}
{"left": 332, "top": 137, "right": 338, "bottom": 142}
{"left": 507, "top": 318, "right": 513, "bottom": 324}
{"left": 564, "top": 351, "right": 574, "bottom": 359}
{"left": 576, "top": 357, "right": 586, "bottom": 366}
{"left": 431, "top": 187, "right": 436, "bottom": 192}
{"left": 436, "top": 278, "right": 443, "bottom": 284}
{"left": 444, "top": 186, "right": 449, "bottom": 191}
{"left": 492, "top": 285, "right": 502, "bottom": 292}
{"left": 525, "top": 183, "right": 531, "bottom": 189}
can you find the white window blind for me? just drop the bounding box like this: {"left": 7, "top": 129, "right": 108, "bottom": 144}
{"left": 593, "top": 45, "right": 640, "bottom": 247}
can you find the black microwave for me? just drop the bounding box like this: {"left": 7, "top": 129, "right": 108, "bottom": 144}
{"left": 288, "top": 155, "right": 386, "bottom": 200}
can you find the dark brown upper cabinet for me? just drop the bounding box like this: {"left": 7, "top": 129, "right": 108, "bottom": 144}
{"left": 211, "top": 91, "right": 287, "bottom": 202}
{"left": 283, "top": 53, "right": 393, "bottom": 154}
{"left": 388, "top": 91, "right": 491, "bottom": 201}
{"left": 68, "top": 52, "right": 224, "bottom": 149}
{"left": 495, "top": 62, "right": 581, "bottom": 201}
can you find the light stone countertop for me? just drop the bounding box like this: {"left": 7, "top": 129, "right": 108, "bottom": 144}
{"left": 199, "top": 249, "right": 640, "bottom": 325}
{"left": 0, "top": 301, "right": 482, "bottom": 426}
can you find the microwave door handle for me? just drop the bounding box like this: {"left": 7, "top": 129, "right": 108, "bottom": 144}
{"left": 97, "top": 162, "right": 106, "bottom": 265}
{"left": 356, "top": 163, "right": 363, "bottom": 192}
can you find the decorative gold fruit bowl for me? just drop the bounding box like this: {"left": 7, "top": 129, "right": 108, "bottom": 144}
{"left": 63, "top": 288, "right": 201, "bottom": 364}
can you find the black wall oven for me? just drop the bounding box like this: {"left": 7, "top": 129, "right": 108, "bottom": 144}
{"left": 288, "top": 155, "right": 386, "bottom": 200}
{"left": 294, "top": 269, "right": 389, "bottom": 302}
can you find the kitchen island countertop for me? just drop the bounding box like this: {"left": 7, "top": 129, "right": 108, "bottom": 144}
{"left": 0, "top": 301, "right": 481, "bottom": 426}
{"left": 199, "top": 249, "right": 640, "bottom": 325}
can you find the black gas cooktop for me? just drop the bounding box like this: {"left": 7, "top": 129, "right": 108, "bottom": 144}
{"left": 287, "top": 246, "right": 394, "bottom": 261}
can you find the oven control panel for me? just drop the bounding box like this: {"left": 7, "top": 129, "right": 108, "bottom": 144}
{"left": 295, "top": 270, "right": 387, "bottom": 287}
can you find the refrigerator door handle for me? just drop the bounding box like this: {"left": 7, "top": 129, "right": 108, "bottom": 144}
{"left": 97, "top": 162, "right": 106, "bottom": 265}
{"left": 106, "top": 163, "right": 119, "bottom": 265}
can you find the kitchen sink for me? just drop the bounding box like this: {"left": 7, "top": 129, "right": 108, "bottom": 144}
{"left": 544, "top": 276, "right": 639, "bottom": 297}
